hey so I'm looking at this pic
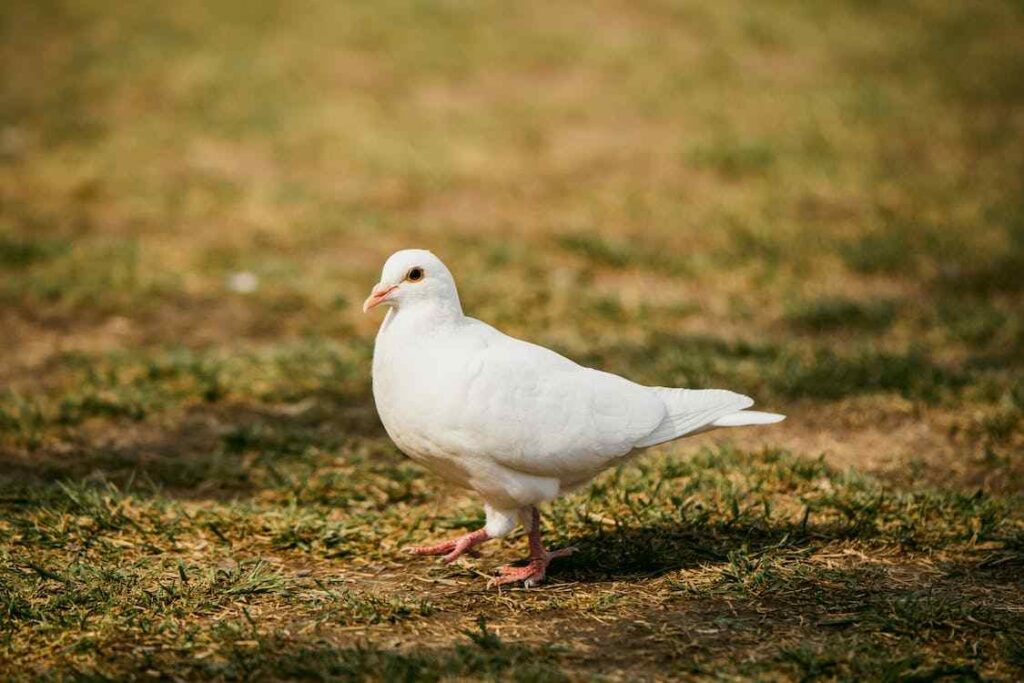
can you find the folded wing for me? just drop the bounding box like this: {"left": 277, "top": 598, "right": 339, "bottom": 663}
{"left": 460, "top": 325, "right": 780, "bottom": 482}
{"left": 633, "top": 388, "right": 756, "bottom": 447}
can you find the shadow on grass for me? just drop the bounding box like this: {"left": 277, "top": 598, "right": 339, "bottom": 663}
{"left": 559, "top": 521, "right": 1024, "bottom": 585}
{"left": 539, "top": 517, "right": 815, "bottom": 583}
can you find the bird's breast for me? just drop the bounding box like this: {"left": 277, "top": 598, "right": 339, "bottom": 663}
{"left": 371, "top": 328, "right": 482, "bottom": 486}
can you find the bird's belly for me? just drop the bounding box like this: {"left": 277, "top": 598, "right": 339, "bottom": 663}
{"left": 393, "top": 430, "right": 474, "bottom": 489}
{"left": 376, "top": 390, "right": 562, "bottom": 508}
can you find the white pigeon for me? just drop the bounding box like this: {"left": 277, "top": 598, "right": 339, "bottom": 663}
{"left": 364, "top": 249, "right": 785, "bottom": 587}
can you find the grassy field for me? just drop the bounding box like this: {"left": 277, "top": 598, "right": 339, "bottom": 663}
{"left": 2, "top": 0, "right": 1024, "bottom": 679}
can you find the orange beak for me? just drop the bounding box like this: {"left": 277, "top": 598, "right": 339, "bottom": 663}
{"left": 362, "top": 283, "right": 397, "bottom": 313}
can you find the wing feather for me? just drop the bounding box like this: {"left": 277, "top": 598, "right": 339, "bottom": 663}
{"left": 457, "top": 327, "right": 665, "bottom": 479}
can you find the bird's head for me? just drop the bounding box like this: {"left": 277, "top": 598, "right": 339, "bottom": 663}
{"left": 362, "top": 249, "right": 462, "bottom": 315}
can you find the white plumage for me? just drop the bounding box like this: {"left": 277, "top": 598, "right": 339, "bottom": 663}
{"left": 364, "top": 249, "right": 784, "bottom": 586}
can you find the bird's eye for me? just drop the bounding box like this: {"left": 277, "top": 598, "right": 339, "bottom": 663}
{"left": 406, "top": 267, "right": 424, "bottom": 282}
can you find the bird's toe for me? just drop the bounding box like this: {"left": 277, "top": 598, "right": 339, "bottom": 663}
{"left": 405, "top": 540, "right": 457, "bottom": 556}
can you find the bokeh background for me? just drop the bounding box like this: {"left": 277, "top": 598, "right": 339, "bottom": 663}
{"left": 2, "top": 0, "right": 1023, "bottom": 679}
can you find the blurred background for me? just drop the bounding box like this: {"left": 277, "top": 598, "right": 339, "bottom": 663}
{"left": 1, "top": 0, "right": 1023, "bottom": 677}
{"left": 2, "top": 0, "right": 1022, "bottom": 486}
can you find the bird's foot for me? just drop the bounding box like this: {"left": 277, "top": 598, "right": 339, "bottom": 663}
{"left": 405, "top": 529, "right": 489, "bottom": 564}
{"left": 489, "top": 546, "right": 577, "bottom": 588}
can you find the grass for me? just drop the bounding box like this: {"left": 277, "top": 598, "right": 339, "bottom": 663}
{"left": 2, "top": 0, "right": 1024, "bottom": 679}
{"left": 784, "top": 297, "right": 898, "bottom": 333}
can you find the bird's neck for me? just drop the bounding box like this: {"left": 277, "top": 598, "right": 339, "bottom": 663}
{"left": 379, "top": 299, "right": 464, "bottom": 337}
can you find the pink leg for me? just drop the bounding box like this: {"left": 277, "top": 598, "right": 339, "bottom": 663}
{"left": 406, "top": 528, "right": 490, "bottom": 564}
{"left": 489, "top": 508, "right": 576, "bottom": 588}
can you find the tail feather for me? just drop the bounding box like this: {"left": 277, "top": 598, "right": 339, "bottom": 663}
{"left": 634, "top": 388, "right": 785, "bottom": 449}
{"left": 711, "top": 410, "right": 786, "bottom": 428}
